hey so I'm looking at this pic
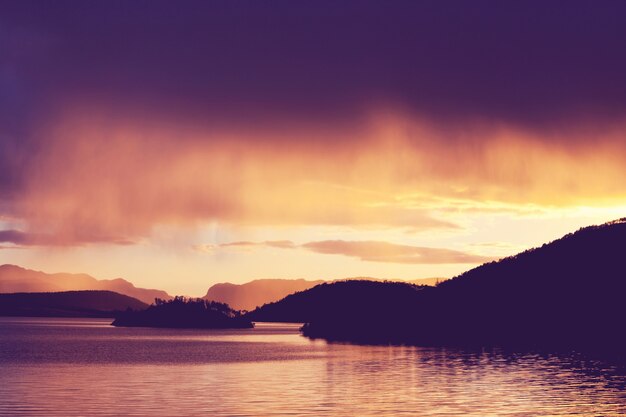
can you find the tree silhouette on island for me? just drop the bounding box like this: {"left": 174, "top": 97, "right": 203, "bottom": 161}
{"left": 112, "top": 296, "right": 253, "bottom": 329}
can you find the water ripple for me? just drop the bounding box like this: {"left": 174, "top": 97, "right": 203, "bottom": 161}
{"left": 1, "top": 318, "right": 625, "bottom": 416}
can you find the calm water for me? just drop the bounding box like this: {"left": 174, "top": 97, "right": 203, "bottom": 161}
{"left": 1, "top": 317, "right": 625, "bottom": 416}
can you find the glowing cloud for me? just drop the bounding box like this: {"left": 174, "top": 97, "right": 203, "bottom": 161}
{"left": 205, "top": 239, "right": 494, "bottom": 264}
{"left": 4, "top": 111, "right": 625, "bottom": 247}
{"left": 301, "top": 240, "right": 494, "bottom": 264}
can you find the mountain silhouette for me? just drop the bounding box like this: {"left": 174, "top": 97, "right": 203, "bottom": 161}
{"left": 247, "top": 280, "right": 426, "bottom": 324}
{"left": 249, "top": 219, "right": 626, "bottom": 354}
{"left": 0, "top": 264, "right": 172, "bottom": 304}
{"left": 0, "top": 290, "right": 147, "bottom": 317}
{"left": 204, "top": 277, "right": 445, "bottom": 311}
{"left": 204, "top": 279, "right": 325, "bottom": 311}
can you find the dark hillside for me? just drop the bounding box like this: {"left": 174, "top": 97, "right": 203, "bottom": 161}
{"left": 0, "top": 291, "right": 147, "bottom": 318}
{"left": 250, "top": 219, "right": 626, "bottom": 354}
{"left": 247, "top": 280, "right": 428, "bottom": 341}
{"left": 417, "top": 219, "right": 626, "bottom": 347}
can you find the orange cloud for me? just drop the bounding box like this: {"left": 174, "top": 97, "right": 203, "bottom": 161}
{"left": 302, "top": 240, "right": 494, "bottom": 264}
{"left": 265, "top": 240, "right": 298, "bottom": 249}
{"left": 207, "top": 239, "right": 493, "bottom": 264}
{"left": 6, "top": 108, "right": 626, "bottom": 246}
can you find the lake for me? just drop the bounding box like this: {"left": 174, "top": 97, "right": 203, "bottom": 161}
{"left": 1, "top": 317, "right": 625, "bottom": 416}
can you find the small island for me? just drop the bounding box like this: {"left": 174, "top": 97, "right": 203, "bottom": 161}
{"left": 112, "top": 296, "right": 254, "bottom": 329}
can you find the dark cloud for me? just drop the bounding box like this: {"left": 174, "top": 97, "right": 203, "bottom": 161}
{"left": 0, "top": 230, "right": 35, "bottom": 245}
{"left": 3, "top": 1, "right": 626, "bottom": 238}
{"left": 1, "top": 0, "right": 626, "bottom": 130}
{"left": 0, "top": 229, "right": 134, "bottom": 247}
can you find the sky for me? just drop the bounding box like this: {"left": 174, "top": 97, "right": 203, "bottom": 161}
{"left": 2, "top": 1, "right": 626, "bottom": 295}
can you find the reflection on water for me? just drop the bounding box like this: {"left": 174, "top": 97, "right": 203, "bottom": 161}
{"left": 1, "top": 317, "right": 625, "bottom": 416}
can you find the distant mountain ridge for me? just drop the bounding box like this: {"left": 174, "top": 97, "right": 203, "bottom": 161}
{"left": 204, "top": 277, "right": 446, "bottom": 310}
{"left": 0, "top": 290, "right": 147, "bottom": 318}
{"left": 0, "top": 264, "right": 171, "bottom": 304}
{"left": 0, "top": 264, "right": 444, "bottom": 311}
{"left": 204, "top": 279, "right": 325, "bottom": 311}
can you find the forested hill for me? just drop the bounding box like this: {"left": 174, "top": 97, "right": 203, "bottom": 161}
{"left": 413, "top": 218, "right": 626, "bottom": 346}
{"left": 249, "top": 219, "right": 626, "bottom": 354}
{"left": 0, "top": 291, "right": 148, "bottom": 318}
{"left": 246, "top": 280, "right": 427, "bottom": 324}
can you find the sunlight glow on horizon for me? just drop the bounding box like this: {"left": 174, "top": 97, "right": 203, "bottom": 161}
{"left": 2, "top": 108, "right": 626, "bottom": 294}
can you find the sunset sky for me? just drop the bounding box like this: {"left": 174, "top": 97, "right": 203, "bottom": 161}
{"left": 2, "top": 1, "right": 626, "bottom": 295}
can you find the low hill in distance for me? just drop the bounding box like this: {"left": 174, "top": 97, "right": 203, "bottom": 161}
{"left": 0, "top": 264, "right": 172, "bottom": 304}
{"left": 205, "top": 277, "right": 446, "bottom": 311}
{"left": 248, "top": 219, "right": 626, "bottom": 356}
{"left": 407, "top": 277, "right": 448, "bottom": 286}
{"left": 113, "top": 297, "right": 253, "bottom": 329}
{"left": 0, "top": 291, "right": 148, "bottom": 318}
